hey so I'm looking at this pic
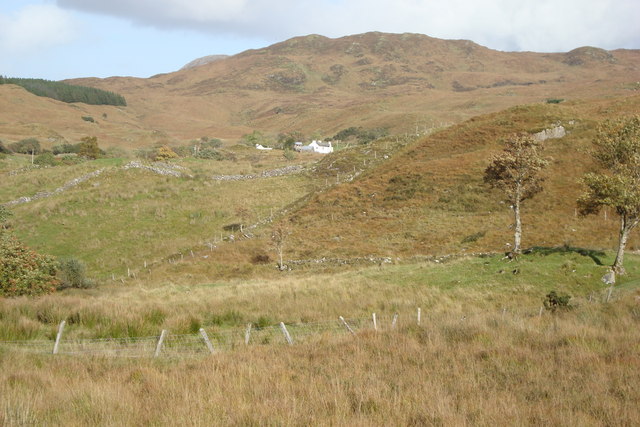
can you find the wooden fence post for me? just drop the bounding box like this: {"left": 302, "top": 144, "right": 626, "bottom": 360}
{"left": 339, "top": 316, "right": 355, "bottom": 335}
{"left": 52, "top": 320, "right": 66, "bottom": 355}
{"left": 391, "top": 313, "right": 398, "bottom": 329}
{"left": 539, "top": 307, "right": 544, "bottom": 317}
{"left": 417, "top": 307, "right": 421, "bottom": 325}
{"left": 154, "top": 330, "right": 167, "bottom": 357}
{"left": 372, "top": 313, "right": 377, "bottom": 331}
{"left": 244, "top": 323, "right": 252, "bottom": 345}
{"left": 606, "top": 286, "right": 613, "bottom": 303}
{"left": 279, "top": 322, "right": 293, "bottom": 345}
{"left": 199, "top": 328, "right": 215, "bottom": 354}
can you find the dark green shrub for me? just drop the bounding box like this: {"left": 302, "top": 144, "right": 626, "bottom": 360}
{"left": 0, "top": 140, "right": 10, "bottom": 154}
{"left": 56, "top": 258, "right": 95, "bottom": 290}
{"left": 52, "top": 143, "right": 78, "bottom": 155}
{"left": 546, "top": 98, "right": 565, "bottom": 104}
{"left": 34, "top": 152, "right": 57, "bottom": 166}
{"left": 544, "top": 291, "right": 571, "bottom": 312}
{"left": 201, "top": 137, "right": 223, "bottom": 149}
{"left": 81, "top": 116, "right": 95, "bottom": 123}
{"left": 196, "top": 148, "right": 223, "bottom": 160}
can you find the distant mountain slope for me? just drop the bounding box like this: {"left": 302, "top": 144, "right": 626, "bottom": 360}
{"left": 1, "top": 32, "right": 639, "bottom": 148}
{"left": 180, "top": 55, "right": 229, "bottom": 70}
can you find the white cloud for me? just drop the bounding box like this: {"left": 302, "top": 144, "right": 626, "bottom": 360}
{"left": 56, "top": 0, "right": 640, "bottom": 52}
{"left": 0, "top": 4, "right": 78, "bottom": 54}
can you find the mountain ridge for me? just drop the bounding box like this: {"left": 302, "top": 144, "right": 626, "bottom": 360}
{"left": 1, "top": 32, "right": 638, "bottom": 148}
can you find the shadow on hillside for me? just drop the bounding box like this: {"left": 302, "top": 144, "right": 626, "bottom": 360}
{"left": 524, "top": 245, "right": 605, "bottom": 266}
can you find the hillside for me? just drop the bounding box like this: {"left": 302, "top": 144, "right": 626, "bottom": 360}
{"left": 128, "top": 95, "right": 640, "bottom": 284}
{"left": 1, "top": 32, "right": 639, "bottom": 149}
{"left": 3, "top": 95, "right": 638, "bottom": 285}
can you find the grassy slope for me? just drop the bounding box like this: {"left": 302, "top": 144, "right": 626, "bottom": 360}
{"left": 1, "top": 150, "right": 317, "bottom": 278}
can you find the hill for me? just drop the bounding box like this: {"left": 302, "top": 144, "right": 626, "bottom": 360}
{"left": 0, "top": 32, "right": 639, "bottom": 149}
{"left": 2, "top": 95, "right": 638, "bottom": 284}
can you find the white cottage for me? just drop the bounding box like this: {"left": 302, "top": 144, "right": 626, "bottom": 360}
{"left": 296, "top": 140, "right": 333, "bottom": 154}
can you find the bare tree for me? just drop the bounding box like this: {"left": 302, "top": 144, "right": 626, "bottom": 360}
{"left": 271, "top": 224, "right": 291, "bottom": 271}
{"left": 484, "top": 133, "right": 549, "bottom": 255}
{"left": 578, "top": 116, "right": 640, "bottom": 275}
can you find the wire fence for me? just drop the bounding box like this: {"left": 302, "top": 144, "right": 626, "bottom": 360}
{"left": 0, "top": 315, "right": 397, "bottom": 358}
{"left": 0, "top": 293, "right": 624, "bottom": 359}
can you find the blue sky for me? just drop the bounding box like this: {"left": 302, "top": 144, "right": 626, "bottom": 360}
{"left": 2, "top": 0, "right": 639, "bottom": 81}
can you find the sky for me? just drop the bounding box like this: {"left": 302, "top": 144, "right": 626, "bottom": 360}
{"left": 1, "top": 0, "right": 639, "bottom": 81}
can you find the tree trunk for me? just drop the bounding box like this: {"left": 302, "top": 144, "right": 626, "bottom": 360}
{"left": 513, "top": 196, "right": 522, "bottom": 254}
{"left": 613, "top": 215, "right": 639, "bottom": 275}
{"left": 277, "top": 246, "right": 284, "bottom": 270}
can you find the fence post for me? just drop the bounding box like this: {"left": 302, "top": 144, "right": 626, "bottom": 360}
{"left": 372, "top": 313, "right": 377, "bottom": 331}
{"left": 417, "top": 307, "right": 421, "bottom": 325}
{"left": 279, "top": 322, "right": 293, "bottom": 345}
{"left": 199, "top": 328, "right": 215, "bottom": 354}
{"left": 154, "top": 330, "right": 167, "bottom": 357}
{"left": 52, "top": 320, "right": 66, "bottom": 355}
{"left": 339, "top": 316, "right": 355, "bottom": 335}
{"left": 606, "top": 286, "right": 613, "bottom": 303}
{"left": 391, "top": 313, "right": 398, "bottom": 329}
{"left": 244, "top": 323, "right": 252, "bottom": 345}
{"left": 539, "top": 307, "right": 544, "bottom": 317}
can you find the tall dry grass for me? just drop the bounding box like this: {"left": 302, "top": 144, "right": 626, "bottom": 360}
{"left": 1, "top": 301, "right": 639, "bottom": 426}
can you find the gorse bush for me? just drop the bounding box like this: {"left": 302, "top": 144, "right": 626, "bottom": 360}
{"left": 0, "top": 233, "right": 59, "bottom": 297}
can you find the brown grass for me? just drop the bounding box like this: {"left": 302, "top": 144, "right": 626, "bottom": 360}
{"left": 2, "top": 302, "right": 639, "bottom": 425}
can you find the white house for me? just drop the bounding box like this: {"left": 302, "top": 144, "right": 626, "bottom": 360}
{"left": 296, "top": 140, "right": 333, "bottom": 154}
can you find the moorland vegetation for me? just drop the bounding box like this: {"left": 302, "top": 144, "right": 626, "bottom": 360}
{"left": 1, "top": 32, "right": 640, "bottom": 425}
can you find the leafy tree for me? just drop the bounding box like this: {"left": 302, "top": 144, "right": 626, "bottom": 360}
{"left": 484, "top": 133, "right": 549, "bottom": 254}
{"left": 577, "top": 116, "right": 640, "bottom": 275}
{"left": 9, "top": 138, "right": 40, "bottom": 154}
{"left": 241, "top": 130, "right": 265, "bottom": 147}
{"left": 77, "top": 136, "right": 102, "bottom": 159}
{"left": 0, "top": 233, "right": 59, "bottom": 297}
{"left": 277, "top": 131, "right": 304, "bottom": 150}
{"left": 57, "top": 258, "right": 95, "bottom": 290}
